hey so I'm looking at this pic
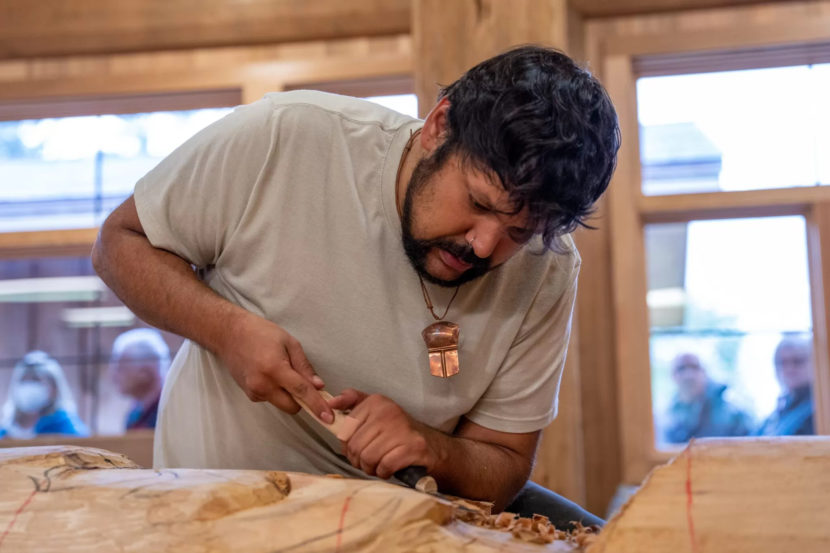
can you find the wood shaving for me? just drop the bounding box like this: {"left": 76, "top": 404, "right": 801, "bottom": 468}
{"left": 456, "top": 507, "right": 600, "bottom": 545}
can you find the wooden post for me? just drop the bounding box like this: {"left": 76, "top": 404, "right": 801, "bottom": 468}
{"left": 412, "top": 0, "right": 578, "bottom": 117}
{"left": 411, "top": 0, "right": 588, "bottom": 506}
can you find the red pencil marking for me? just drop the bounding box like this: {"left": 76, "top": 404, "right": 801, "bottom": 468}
{"left": 0, "top": 488, "right": 37, "bottom": 550}
{"left": 334, "top": 494, "right": 353, "bottom": 553}
{"left": 685, "top": 447, "right": 699, "bottom": 553}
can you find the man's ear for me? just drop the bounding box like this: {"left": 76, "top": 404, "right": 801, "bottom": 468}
{"left": 420, "top": 96, "right": 450, "bottom": 154}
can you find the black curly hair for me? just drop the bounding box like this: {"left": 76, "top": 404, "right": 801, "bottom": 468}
{"left": 435, "top": 45, "right": 620, "bottom": 252}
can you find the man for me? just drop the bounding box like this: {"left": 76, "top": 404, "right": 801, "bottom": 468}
{"left": 92, "top": 46, "right": 619, "bottom": 526}
{"left": 757, "top": 335, "right": 814, "bottom": 436}
{"left": 662, "top": 352, "right": 752, "bottom": 444}
{"left": 109, "top": 328, "right": 170, "bottom": 430}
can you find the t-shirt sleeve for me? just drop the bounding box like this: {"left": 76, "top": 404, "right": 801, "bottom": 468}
{"left": 464, "top": 256, "right": 580, "bottom": 433}
{"left": 133, "top": 99, "right": 278, "bottom": 267}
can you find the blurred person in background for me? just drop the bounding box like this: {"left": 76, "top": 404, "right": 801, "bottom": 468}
{"left": 110, "top": 328, "right": 170, "bottom": 430}
{"left": 662, "top": 352, "right": 752, "bottom": 443}
{"left": 0, "top": 351, "right": 89, "bottom": 439}
{"left": 757, "top": 334, "right": 814, "bottom": 436}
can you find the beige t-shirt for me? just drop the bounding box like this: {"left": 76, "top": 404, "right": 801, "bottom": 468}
{"left": 134, "top": 91, "right": 580, "bottom": 474}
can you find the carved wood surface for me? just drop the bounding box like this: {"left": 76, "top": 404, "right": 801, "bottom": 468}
{"left": 588, "top": 437, "right": 830, "bottom": 553}
{"left": 0, "top": 446, "right": 577, "bottom": 552}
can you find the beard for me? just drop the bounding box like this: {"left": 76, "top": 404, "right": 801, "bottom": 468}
{"left": 400, "top": 152, "right": 491, "bottom": 288}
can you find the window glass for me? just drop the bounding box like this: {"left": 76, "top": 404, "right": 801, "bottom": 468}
{"left": 0, "top": 108, "right": 233, "bottom": 232}
{"left": 646, "top": 216, "right": 815, "bottom": 447}
{"left": 365, "top": 94, "right": 418, "bottom": 119}
{"left": 0, "top": 256, "right": 183, "bottom": 438}
{"left": 638, "top": 63, "right": 830, "bottom": 195}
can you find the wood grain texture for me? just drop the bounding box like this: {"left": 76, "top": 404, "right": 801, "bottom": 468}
{"left": 0, "top": 0, "right": 410, "bottom": 59}
{"left": 412, "top": 0, "right": 571, "bottom": 118}
{"left": 601, "top": 54, "right": 656, "bottom": 485}
{"left": 0, "top": 228, "right": 98, "bottom": 259}
{"left": 588, "top": 0, "right": 830, "bottom": 57}
{"left": 0, "top": 35, "right": 412, "bottom": 104}
{"left": 807, "top": 203, "right": 830, "bottom": 436}
{"left": 0, "top": 445, "right": 580, "bottom": 552}
{"left": 572, "top": 208, "right": 623, "bottom": 516}
{"left": 573, "top": 0, "right": 777, "bottom": 17}
{"left": 588, "top": 437, "right": 830, "bottom": 553}
{"left": 532, "top": 329, "right": 587, "bottom": 506}
{"left": 640, "top": 187, "right": 830, "bottom": 224}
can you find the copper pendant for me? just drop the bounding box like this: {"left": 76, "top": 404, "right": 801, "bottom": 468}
{"left": 422, "top": 321, "right": 460, "bottom": 378}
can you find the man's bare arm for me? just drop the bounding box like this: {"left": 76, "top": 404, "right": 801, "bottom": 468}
{"left": 92, "top": 196, "right": 333, "bottom": 421}
{"left": 426, "top": 417, "right": 539, "bottom": 511}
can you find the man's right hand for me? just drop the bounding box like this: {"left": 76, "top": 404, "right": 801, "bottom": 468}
{"left": 218, "top": 310, "right": 333, "bottom": 423}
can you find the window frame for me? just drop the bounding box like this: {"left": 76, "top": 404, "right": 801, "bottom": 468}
{"left": 589, "top": 2, "right": 830, "bottom": 484}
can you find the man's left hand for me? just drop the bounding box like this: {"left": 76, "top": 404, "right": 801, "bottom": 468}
{"left": 328, "top": 389, "right": 441, "bottom": 479}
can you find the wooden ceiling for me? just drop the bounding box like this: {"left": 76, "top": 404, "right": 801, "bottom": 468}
{"left": 0, "top": 0, "right": 410, "bottom": 59}
{"left": 0, "top": 0, "right": 786, "bottom": 60}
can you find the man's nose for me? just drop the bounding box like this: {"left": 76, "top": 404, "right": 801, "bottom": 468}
{"left": 468, "top": 218, "right": 503, "bottom": 259}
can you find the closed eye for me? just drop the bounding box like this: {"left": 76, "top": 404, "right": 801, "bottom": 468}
{"left": 508, "top": 227, "right": 534, "bottom": 244}
{"left": 469, "top": 193, "right": 490, "bottom": 212}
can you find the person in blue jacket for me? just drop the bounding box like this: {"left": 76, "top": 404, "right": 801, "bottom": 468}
{"left": 757, "top": 334, "right": 814, "bottom": 436}
{"left": 0, "top": 350, "right": 89, "bottom": 439}
{"left": 662, "top": 352, "right": 752, "bottom": 444}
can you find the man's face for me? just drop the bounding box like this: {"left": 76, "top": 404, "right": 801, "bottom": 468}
{"left": 401, "top": 149, "right": 534, "bottom": 287}
{"left": 672, "top": 354, "right": 707, "bottom": 402}
{"left": 775, "top": 343, "right": 813, "bottom": 393}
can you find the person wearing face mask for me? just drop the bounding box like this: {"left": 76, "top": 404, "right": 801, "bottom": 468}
{"left": 109, "top": 328, "right": 170, "bottom": 431}
{"left": 0, "top": 351, "right": 89, "bottom": 439}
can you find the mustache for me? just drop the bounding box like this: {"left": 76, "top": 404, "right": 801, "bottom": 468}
{"left": 421, "top": 238, "right": 489, "bottom": 269}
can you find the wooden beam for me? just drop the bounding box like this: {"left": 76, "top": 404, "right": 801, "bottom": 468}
{"left": 0, "top": 228, "right": 98, "bottom": 259}
{"left": 588, "top": 0, "right": 830, "bottom": 58}
{"left": 572, "top": 207, "right": 624, "bottom": 515}
{"left": 0, "top": 0, "right": 410, "bottom": 60}
{"left": 807, "top": 202, "right": 830, "bottom": 436}
{"left": 640, "top": 187, "right": 830, "bottom": 223}
{"left": 0, "top": 36, "right": 412, "bottom": 105}
{"left": 531, "top": 329, "right": 587, "bottom": 505}
{"left": 572, "top": 0, "right": 773, "bottom": 17}
{"left": 412, "top": 0, "right": 572, "bottom": 117}
{"left": 603, "top": 54, "right": 657, "bottom": 485}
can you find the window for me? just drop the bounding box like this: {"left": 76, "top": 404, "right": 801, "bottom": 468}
{"left": 365, "top": 94, "right": 418, "bottom": 118}
{"left": 638, "top": 63, "right": 830, "bottom": 195}
{"left": 0, "top": 85, "right": 416, "bottom": 441}
{"left": 646, "top": 216, "right": 814, "bottom": 447}
{"left": 0, "top": 255, "right": 184, "bottom": 437}
{"left": 0, "top": 98, "right": 235, "bottom": 439}
{"left": 592, "top": 10, "right": 830, "bottom": 485}
{"left": 0, "top": 107, "right": 234, "bottom": 233}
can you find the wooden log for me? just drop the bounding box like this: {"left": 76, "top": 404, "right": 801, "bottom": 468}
{"left": 588, "top": 437, "right": 830, "bottom": 553}
{"left": 0, "top": 445, "right": 579, "bottom": 552}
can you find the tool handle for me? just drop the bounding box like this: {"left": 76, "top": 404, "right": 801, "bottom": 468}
{"left": 394, "top": 466, "right": 437, "bottom": 493}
